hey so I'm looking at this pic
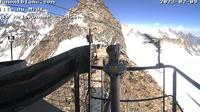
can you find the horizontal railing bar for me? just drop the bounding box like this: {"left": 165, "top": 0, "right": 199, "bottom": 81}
{"left": 92, "top": 65, "right": 188, "bottom": 112}
{"left": 91, "top": 95, "right": 172, "bottom": 102}
{"left": 92, "top": 95, "right": 183, "bottom": 112}
{"left": 79, "top": 77, "right": 109, "bottom": 83}
{"left": 92, "top": 65, "right": 160, "bottom": 71}
{"left": 92, "top": 65, "right": 200, "bottom": 90}
{"left": 165, "top": 65, "right": 200, "bottom": 90}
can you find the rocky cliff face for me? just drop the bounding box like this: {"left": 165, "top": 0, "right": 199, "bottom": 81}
{"left": 27, "top": 0, "right": 125, "bottom": 64}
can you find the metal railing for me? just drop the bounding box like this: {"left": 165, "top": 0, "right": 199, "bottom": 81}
{"left": 78, "top": 44, "right": 199, "bottom": 112}
{"left": 90, "top": 59, "right": 200, "bottom": 112}
{"left": 73, "top": 33, "right": 200, "bottom": 112}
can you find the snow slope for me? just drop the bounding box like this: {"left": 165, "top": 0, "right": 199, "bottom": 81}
{"left": 52, "top": 36, "right": 105, "bottom": 57}
{"left": 0, "top": 46, "right": 22, "bottom": 61}
{"left": 52, "top": 36, "right": 88, "bottom": 57}
{"left": 123, "top": 25, "right": 200, "bottom": 112}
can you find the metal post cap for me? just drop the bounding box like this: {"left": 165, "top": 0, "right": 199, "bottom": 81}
{"left": 103, "top": 44, "right": 126, "bottom": 75}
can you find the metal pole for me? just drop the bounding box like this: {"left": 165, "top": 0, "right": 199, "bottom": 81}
{"left": 103, "top": 44, "right": 126, "bottom": 112}
{"left": 163, "top": 68, "right": 166, "bottom": 112}
{"left": 172, "top": 70, "right": 177, "bottom": 112}
{"left": 74, "top": 69, "right": 80, "bottom": 112}
{"left": 88, "top": 42, "right": 91, "bottom": 112}
{"left": 8, "top": 35, "right": 14, "bottom": 61}
{"left": 10, "top": 41, "right": 13, "bottom": 61}
{"left": 86, "top": 29, "right": 93, "bottom": 112}
{"left": 101, "top": 69, "right": 104, "bottom": 111}
{"left": 158, "top": 41, "right": 161, "bottom": 64}
{"left": 110, "top": 74, "right": 120, "bottom": 112}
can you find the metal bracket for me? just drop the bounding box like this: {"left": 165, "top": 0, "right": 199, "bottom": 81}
{"left": 103, "top": 44, "right": 126, "bottom": 76}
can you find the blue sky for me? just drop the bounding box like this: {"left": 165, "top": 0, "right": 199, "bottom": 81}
{"left": 5, "top": 0, "right": 200, "bottom": 34}
{"left": 107, "top": 0, "right": 199, "bottom": 26}
{"left": 104, "top": 0, "right": 200, "bottom": 34}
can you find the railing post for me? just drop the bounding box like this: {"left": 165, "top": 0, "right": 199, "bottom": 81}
{"left": 110, "top": 73, "right": 120, "bottom": 112}
{"left": 74, "top": 70, "right": 80, "bottom": 112}
{"left": 163, "top": 68, "right": 166, "bottom": 112}
{"left": 74, "top": 60, "right": 80, "bottom": 112}
{"left": 8, "top": 35, "right": 15, "bottom": 61}
{"left": 86, "top": 29, "right": 93, "bottom": 112}
{"left": 103, "top": 44, "right": 126, "bottom": 112}
{"left": 172, "top": 70, "right": 177, "bottom": 112}
{"left": 101, "top": 69, "right": 104, "bottom": 111}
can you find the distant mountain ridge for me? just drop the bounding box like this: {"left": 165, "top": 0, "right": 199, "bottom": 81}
{"left": 123, "top": 24, "right": 200, "bottom": 112}
{"left": 0, "top": 4, "right": 58, "bottom": 61}
{"left": 123, "top": 24, "right": 200, "bottom": 56}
